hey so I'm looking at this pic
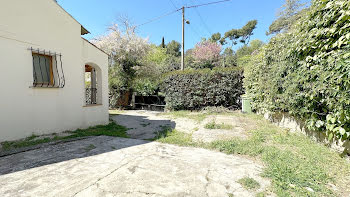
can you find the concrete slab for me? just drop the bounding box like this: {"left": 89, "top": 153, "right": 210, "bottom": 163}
{"left": 0, "top": 136, "right": 270, "bottom": 197}
{"left": 112, "top": 110, "right": 257, "bottom": 143}
{"left": 111, "top": 110, "right": 176, "bottom": 140}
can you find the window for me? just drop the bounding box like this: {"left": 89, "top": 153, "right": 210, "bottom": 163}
{"left": 32, "top": 53, "right": 53, "bottom": 85}
{"left": 29, "top": 48, "right": 65, "bottom": 88}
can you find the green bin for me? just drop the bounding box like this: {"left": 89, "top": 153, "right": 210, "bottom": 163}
{"left": 241, "top": 95, "right": 252, "bottom": 113}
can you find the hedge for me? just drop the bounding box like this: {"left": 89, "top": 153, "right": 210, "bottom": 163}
{"left": 244, "top": 0, "right": 350, "bottom": 141}
{"left": 161, "top": 67, "right": 244, "bottom": 110}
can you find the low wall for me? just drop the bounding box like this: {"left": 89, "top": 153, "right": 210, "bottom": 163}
{"left": 262, "top": 112, "right": 350, "bottom": 155}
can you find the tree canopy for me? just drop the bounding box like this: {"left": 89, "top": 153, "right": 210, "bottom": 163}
{"left": 166, "top": 40, "right": 181, "bottom": 57}
{"left": 220, "top": 20, "right": 258, "bottom": 46}
{"left": 266, "top": 0, "right": 307, "bottom": 35}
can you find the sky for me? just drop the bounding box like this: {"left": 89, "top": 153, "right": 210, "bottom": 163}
{"left": 57, "top": 0, "right": 289, "bottom": 50}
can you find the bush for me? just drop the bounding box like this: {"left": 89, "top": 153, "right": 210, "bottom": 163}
{"left": 244, "top": 0, "right": 350, "bottom": 140}
{"left": 161, "top": 67, "right": 244, "bottom": 110}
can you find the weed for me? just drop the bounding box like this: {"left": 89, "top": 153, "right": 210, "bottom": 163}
{"left": 157, "top": 112, "right": 350, "bottom": 196}
{"left": 109, "top": 110, "right": 122, "bottom": 115}
{"left": 238, "top": 177, "right": 260, "bottom": 190}
{"left": 255, "top": 192, "right": 266, "bottom": 197}
{"left": 1, "top": 137, "right": 51, "bottom": 151}
{"left": 204, "top": 121, "right": 233, "bottom": 130}
{"left": 1, "top": 122, "right": 128, "bottom": 151}
{"left": 161, "top": 111, "right": 207, "bottom": 122}
{"left": 156, "top": 129, "right": 200, "bottom": 147}
{"left": 84, "top": 144, "right": 96, "bottom": 151}
{"left": 141, "top": 122, "right": 151, "bottom": 127}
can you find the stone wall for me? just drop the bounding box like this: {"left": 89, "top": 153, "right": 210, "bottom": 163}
{"left": 262, "top": 112, "right": 350, "bottom": 155}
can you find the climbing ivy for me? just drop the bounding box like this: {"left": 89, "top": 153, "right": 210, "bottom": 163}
{"left": 244, "top": 0, "right": 350, "bottom": 140}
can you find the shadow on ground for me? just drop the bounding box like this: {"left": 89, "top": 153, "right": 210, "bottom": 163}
{"left": 111, "top": 112, "right": 176, "bottom": 140}
{"left": 0, "top": 114, "right": 176, "bottom": 176}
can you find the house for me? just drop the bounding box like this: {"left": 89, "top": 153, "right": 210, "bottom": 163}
{"left": 0, "top": 0, "right": 109, "bottom": 142}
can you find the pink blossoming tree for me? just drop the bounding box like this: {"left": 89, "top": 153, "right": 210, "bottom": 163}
{"left": 192, "top": 40, "right": 222, "bottom": 68}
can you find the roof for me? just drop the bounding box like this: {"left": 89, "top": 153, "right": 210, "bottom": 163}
{"left": 53, "top": 0, "right": 90, "bottom": 35}
{"left": 82, "top": 37, "right": 109, "bottom": 56}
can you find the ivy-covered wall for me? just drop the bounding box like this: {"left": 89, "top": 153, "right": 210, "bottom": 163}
{"left": 162, "top": 67, "right": 244, "bottom": 110}
{"left": 244, "top": 0, "right": 350, "bottom": 141}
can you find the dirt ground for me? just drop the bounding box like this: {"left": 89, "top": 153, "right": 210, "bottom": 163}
{"left": 0, "top": 110, "right": 270, "bottom": 197}
{"left": 112, "top": 110, "right": 258, "bottom": 142}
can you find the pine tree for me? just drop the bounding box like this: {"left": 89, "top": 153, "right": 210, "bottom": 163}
{"left": 161, "top": 37, "right": 165, "bottom": 48}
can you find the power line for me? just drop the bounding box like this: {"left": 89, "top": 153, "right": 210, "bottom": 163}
{"left": 136, "top": 0, "right": 230, "bottom": 28}
{"left": 135, "top": 8, "right": 181, "bottom": 28}
{"left": 169, "top": 0, "right": 178, "bottom": 9}
{"left": 190, "top": 0, "right": 212, "bottom": 35}
{"left": 185, "top": 0, "right": 230, "bottom": 9}
{"left": 188, "top": 23, "right": 202, "bottom": 38}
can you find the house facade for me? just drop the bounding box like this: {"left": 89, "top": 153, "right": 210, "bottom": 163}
{"left": 0, "top": 0, "right": 109, "bottom": 142}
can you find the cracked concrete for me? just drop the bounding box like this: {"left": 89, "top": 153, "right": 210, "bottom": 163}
{"left": 112, "top": 110, "right": 258, "bottom": 142}
{"left": 0, "top": 136, "right": 270, "bottom": 197}
{"left": 111, "top": 110, "right": 176, "bottom": 140}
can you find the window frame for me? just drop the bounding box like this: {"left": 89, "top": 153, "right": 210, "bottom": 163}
{"left": 32, "top": 53, "right": 54, "bottom": 86}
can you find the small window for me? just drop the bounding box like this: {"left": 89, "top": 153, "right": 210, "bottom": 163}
{"left": 32, "top": 53, "right": 54, "bottom": 85}
{"left": 29, "top": 48, "right": 65, "bottom": 88}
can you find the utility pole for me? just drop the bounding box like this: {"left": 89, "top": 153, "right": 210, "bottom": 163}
{"left": 181, "top": 6, "right": 185, "bottom": 70}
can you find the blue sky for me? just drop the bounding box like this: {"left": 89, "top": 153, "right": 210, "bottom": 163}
{"left": 58, "top": 0, "right": 289, "bottom": 50}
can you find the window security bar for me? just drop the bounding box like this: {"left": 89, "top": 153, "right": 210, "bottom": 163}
{"left": 85, "top": 88, "right": 97, "bottom": 105}
{"left": 28, "top": 47, "right": 65, "bottom": 88}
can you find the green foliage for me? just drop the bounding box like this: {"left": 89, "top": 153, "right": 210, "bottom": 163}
{"left": 160, "top": 37, "right": 165, "bottom": 48}
{"left": 1, "top": 122, "right": 128, "bottom": 151}
{"left": 244, "top": 0, "right": 350, "bottom": 140}
{"left": 166, "top": 40, "right": 181, "bottom": 57}
{"left": 237, "top": 177, "right": 260, "bottom": 190}
{"left": 144, "top": 45, "right": 168, "bottom": 65}
{"left": 236, "top": 39, "right": 264, "bottom": 58}
{"left": 157, "top": 111, "right": 350, "bottom": 196}
{"left": 267, "top": 0, "right": 307, "bottom": 35}
{"left": 210, "top": 32, "right": 222, "bottom": 42}
{"left": 131, "top": 78, "right": 159, "bottom": 96}
{"left": 235, "top": 39, "right": 264, "bottom": 67}
{"left": 162, "top": 110, "right": 208, "bottom": 123}
{"left": 161, "top": 67, "right": 244, "bottom": 110}
{"left": 221, "top": 20, "right": 258, "bottom": 46}
{"left": 156, "top": 129, "right": 197, "bottom": 147}
{"left": 204, "top": 121, "right": 233, "bottom": 130}
{"left": 222, "top": 48, "right": 237, "bottom": 67}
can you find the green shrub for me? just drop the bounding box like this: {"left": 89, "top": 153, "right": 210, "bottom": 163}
{"left": 161, "top": 67, "right": 244, "bottom": 110}
{"left": 244, "top": 0, "right": 350, "bottom": 140}
{"left": 131, "top": 77, "right": 159, "bottom": 96}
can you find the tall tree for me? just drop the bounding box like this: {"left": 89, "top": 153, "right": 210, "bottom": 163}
{"left": 93, "top": 18, "right": 150, "bottom": 90}
{"left": 210, "top": 32, "right": 221, "bottom": 43}
{"left": 166, "top": 40, "right": 181, "bottom": 57}
{"left": 160, "top": 37, "right": 165, "bottom": 48}
{"left": 266, "top": 0, "right": 307, "bottom": 35}
{"left": 221, "top": 20, "right": 258, "bottom": 47}
{"left": 236, "top": 39, "right": 264, "bottom": 57}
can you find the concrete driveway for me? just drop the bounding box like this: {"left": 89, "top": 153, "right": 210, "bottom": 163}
{"left": 0, "top": 136, "right": 269, "bottom": 197}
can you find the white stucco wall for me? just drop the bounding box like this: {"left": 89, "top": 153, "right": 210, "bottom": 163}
{"left": 0, "top": 0, "right": 109, "bottom": 142}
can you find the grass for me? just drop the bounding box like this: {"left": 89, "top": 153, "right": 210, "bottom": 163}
{"left": 109, "top": 109, "right": 123, "bottom": 115}
{"left": 1, "top": 136, "right": 52, "bottom": 151}
{"left": 161, "top": 110, "right": 208, "bottom": 122}
{"left": 237, "top": 177, "right": 260, "bottom": 190}
{"left": 141, "top": 122, "right": 151, "bottom": 127}
{"left": 1, "top": 122, "right": 128, "bottom": 151}
{"left": 84, "top": 144, "right": 96, "bottom": 152}
{"left": 204, "top": 121, "right": 233, "bottom": 130}
{"left": 155, "top": 113, "right": 350, "bottom": 197}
